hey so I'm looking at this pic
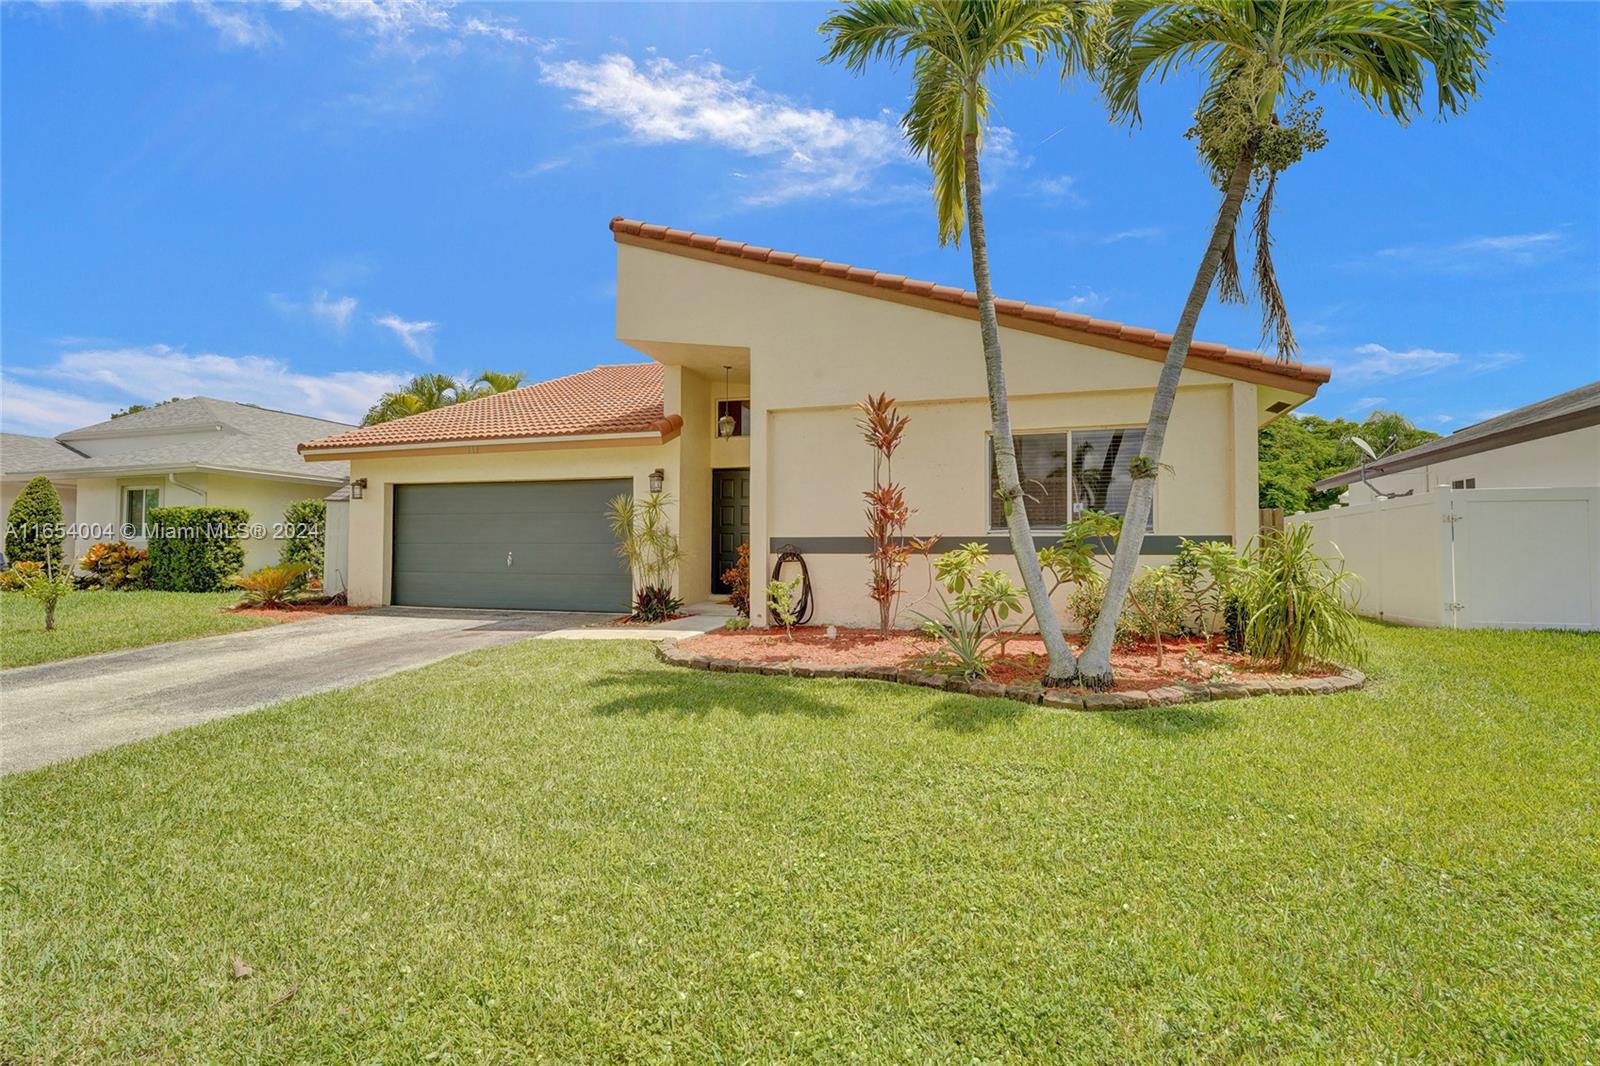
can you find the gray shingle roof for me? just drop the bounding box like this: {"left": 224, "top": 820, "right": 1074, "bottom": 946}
{"left": 4, "top": 398, "right": 351, "bottom": 482}
{"left": 1314, "top": 380, "right": 1600, "bottom": 490}
{"left": 1, "top": 434, "right": 89, "bottom": 477}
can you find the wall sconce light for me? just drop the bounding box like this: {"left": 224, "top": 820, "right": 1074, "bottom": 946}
{"left": 717, "top": 364, "right": 737, "bottom": 439}
{"left": 350, "top": 478, "right": 367, "bottom": 500}
{"left": 648, "top": 468, "right": 665, "bottom": 494}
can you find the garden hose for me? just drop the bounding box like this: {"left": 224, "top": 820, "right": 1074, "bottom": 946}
{"left": 768, "top": 543, "right": 815, "bottom": 626}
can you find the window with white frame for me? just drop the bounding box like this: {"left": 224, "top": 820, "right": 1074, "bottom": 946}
{"left": 989, "top": 428, "right": 1152, "bottom": 531}
{"left": 1450, "top": 477, "right": 1476, "bottom": 489}
{"left": 124, "top": 487, "right": 160, "bottom": 535}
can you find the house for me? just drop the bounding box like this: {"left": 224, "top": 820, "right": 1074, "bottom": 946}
{"left": 300, "top": 218, "right": 1331, "bottom": 625}
{"left": 1314, "top": 380, "right": 1600, "bottom": 503}
{"left": 1294, "top": 380, "right": 1600, "bottom": 631}
{"left": 3, "top": 398, "right": 351, "bottom": 571}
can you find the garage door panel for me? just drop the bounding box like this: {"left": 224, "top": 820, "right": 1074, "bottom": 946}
{"left": 392, "top": 480, "right": 631, "bottom": 611}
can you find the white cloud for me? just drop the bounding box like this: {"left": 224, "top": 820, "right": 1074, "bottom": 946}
{"left": 273, "top": 290, "right": 359, "bottom": 333}
{"left": 1031, "top": 174, "right": 1084, "bottom": 205}
{"left": 1100, "top": 226, "right": 1163, "bottom": 244}
{"left": 373, "top": 313, "right": 436, "bottom": 360}
{"left": 1469, "top": 351, "right": 1523, "bottom": 373}
{"left": 1423, "top": 414, "right": 1456, "bottom": 425}
{"left": 1, "top": 345, "right": 407, "bottom": 434}
{"left": 1060, "top": 288, "right": 1107, "bottom": 313}
{"left": 1350, "top": 396, "right": 1387, "bottom": 411}
{"left": 1377, "top": 231, "right": 1565, "bottom": 270}
{"left": 461, "top": 15, "right": 550, "bottom": 49}
{"left": 277, "top": 0, "right": 452, "bottom": 40}
{"left": 538, "top": 54, "right": 910, "bottom": 205}
{"left": 195, "top": 1, "right": 277, "bottom": 48}
{"left": 1340, "top": 343, "right": 1461, "bottom": 383}
{"left": 310, "top": 291, "right": 358, "bottom": 332}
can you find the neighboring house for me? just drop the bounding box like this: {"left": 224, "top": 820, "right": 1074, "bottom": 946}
{"left": 300, "top": 218, "right": 1330, "bottom": 625}
{"left": 3, "top": 398, "right": 351, "bottom": 571}
{"left": 1294, "top": 381, "right": 1600, "bottom": 631}
{"left": 1315, "top": 380, "right": 1600, "bottom": 503}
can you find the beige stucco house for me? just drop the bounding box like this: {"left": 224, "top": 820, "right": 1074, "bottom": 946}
{"left": 3, "top": 398, "right": 350, "bottom": 571}
{"left": 301, "top": 218, "right": 1330, "bottom": 626}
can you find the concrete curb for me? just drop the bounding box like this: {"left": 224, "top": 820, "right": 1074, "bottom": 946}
{"left": 653, "top": 640, "right": 1366, "bottom": 710}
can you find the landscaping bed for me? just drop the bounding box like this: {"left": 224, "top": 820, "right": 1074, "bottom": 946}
{"left": 670, "top": 626, "right": 1360, "bottom": 708}
{"left": 224, "top": 603, "right": 371, "bottom": 621}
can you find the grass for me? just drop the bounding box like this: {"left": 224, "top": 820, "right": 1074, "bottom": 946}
{"left": 2, "top": 624, "right": 1596, "bottom": 1062}
{"left": 0, "top": 590, "right": 276, "bottom": 668}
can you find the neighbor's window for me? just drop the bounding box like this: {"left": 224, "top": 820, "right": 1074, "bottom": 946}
{"left": 989, "top": 428, "right": 1151, "bottom": 531}
{"left": 716, "top": 399, "right": 750, "bottom": 438}
{"left": 125, "top": 487, "right": 161, "bottom": 535}
{"left": 1450, "top": 477, "right": 1477, "bottom": 489}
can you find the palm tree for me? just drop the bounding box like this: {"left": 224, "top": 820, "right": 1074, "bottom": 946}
{"left": 361, "top": 371, "right": 528, "bottom": 425}
{"left": 1074, "top": 0, "right": 1499, "bottom": 688}
{"left": 468, "top": 369, "right": 526, "bottom": 397}
{"left": 821, "top": 0, "right": 1097, "bottom": 683}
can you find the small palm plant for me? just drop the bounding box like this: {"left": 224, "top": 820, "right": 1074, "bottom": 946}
{"left": 1076, "top": 0, "right": 1500, "bottom": 689}
{"left": 230, "top": 563, "right": 312, "bottom": 608}
{"left": 608, "top": 492, "right": 684, "bottom": 622}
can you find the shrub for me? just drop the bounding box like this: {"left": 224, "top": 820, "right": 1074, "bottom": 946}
{"left": 1, "top": 560, "right": 45, "bottom": 592}
{"left": 911, "top": 593, "right": 1007, "bottom": 679}
{"left": 1126, "top": 567, "right": 1185, "bottom": 664}
{"left": 77, "top": 541, "right": 151, "bottom": 590}
{"left": 229, "top": 563, "right": 311, "bottom": 608}
{"left": 608, "top": 491, "right": 683, "bottom": 622}
{"left": 5, "top": 476, "right": 64, "bottom": 567}
{"left": 1242, "top": 524, "right": 1367, "bottom": 672}
{"left": 278, "top": 499, "right": 326, "bottom": 577}
{"left": 1065, "top": 572, "right": 1136, "bottom": 647}
{"left": 721, "top": 543, "right": 751, "bottom": 618}
{"left": 631, "top": 585, "right": 684, "bottom": 623}
{"left": 146, "top": 507, "right": 249, "bottom": 592}
{"left": 16, "top": 558, "right": 72, "bottom": 631}
{"left": 722, "top": 616, "right": 751, "bottom": 631}
{"left": 766, "top": 576, "right": 801, "bottom": 641}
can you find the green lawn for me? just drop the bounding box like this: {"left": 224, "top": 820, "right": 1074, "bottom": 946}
{"left": 0, "top": 590, "right": 277, "bottom": 668}
{"left": 3, "top": 625, "right": 1596, "bottom": 1062}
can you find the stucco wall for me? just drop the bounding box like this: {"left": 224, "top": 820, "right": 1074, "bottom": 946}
{"left": 1343, "top": 424, "right": 1600, "bottom": 504}
{"left": 65, "top": 472, "right": 338, "bottom": 573}
{"left": 618, "top": 242, "right": 1264, "bottom": 627}
{"left": 334, "top": 442, "right": 691, "bottom": 607}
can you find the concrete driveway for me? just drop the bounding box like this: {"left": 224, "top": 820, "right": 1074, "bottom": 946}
{"left": 1, "top": 607, "right": 611, "bottom": 775}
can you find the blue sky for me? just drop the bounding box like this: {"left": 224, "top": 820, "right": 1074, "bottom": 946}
{"left": 3, "top": 1, "right": 1597, "bottom": 436}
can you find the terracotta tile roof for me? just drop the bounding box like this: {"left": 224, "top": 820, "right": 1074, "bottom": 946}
{"left": 300, "top": 363, "right": 675, "bottom": 452}
{"left": 611, "top": 217, "right": 1332, "bottom": 386}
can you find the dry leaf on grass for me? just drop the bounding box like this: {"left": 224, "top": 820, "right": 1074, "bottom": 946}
{"left": 230, "top": 957, "right": 253, "bottom": 980}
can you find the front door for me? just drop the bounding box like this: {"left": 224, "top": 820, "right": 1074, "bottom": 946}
{"left": 712, "top": 468, "right": 751, "bottom": 594}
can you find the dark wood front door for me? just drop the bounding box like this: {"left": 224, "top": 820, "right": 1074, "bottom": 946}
{"left": 712, "top": 468, "right": 751, "bottom": 594}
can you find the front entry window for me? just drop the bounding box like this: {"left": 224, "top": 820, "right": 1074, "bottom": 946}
{"left": 125, "top": 487, "right": 160, "bottom": 535}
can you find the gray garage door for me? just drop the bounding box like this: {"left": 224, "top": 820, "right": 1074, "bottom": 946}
{"left": 392, "top": 480, "right": 631, "bottom": 611}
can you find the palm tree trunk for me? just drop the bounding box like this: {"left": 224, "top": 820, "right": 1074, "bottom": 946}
{"left": 1077, "top": 143, "right": 1258, "bottom": 689}
{"left": 962, "top": 132, "right": 1077, "bottom": 683}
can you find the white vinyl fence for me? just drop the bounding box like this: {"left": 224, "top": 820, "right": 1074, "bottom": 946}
{"left": 1291, "top": 487, "right": 1600, "bottom": 631}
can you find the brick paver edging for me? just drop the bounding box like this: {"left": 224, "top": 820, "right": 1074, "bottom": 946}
{"left": 654, "top": 640, "right": 1366, "bottom": 710}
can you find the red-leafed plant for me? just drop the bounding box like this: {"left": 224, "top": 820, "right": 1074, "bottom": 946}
{"left": 858, "top": 394, "right": 938, "bottom": 638}
{"left": 720, "top": 542, "right": 751, "bottom": 618}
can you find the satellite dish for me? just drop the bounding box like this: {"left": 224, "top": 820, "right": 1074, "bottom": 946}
{"left": 1349, "top": 435, "right": 1379, "bottom": 462}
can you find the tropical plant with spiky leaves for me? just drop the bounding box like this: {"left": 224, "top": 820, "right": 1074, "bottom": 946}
{"left": 858, "top": 393, "right": 939, "bottom": 637}
{"left": 1075, "top": 0, "right": 1500, "bottom": 689}
{"left": 821, "top": 0, "right": 1101, "bottom": 684}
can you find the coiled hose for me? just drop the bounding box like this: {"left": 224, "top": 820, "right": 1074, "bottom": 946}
{"left": 768, "top": 543, "right": 815, "bottom": 626}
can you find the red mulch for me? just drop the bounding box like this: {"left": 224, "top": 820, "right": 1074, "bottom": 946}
{"left": 678, "top": 626, "right": 1336, "bottom": 693}
{"left": 224, "top": 603, "right": 373, "bottom": 620}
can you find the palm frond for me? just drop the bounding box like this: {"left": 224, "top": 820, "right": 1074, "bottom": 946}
{"left": 1250, "top": 170, "right": 1296, "bottom": 356}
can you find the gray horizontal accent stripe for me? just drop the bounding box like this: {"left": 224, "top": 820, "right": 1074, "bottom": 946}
{"left": 771, "top": 534, "right": 1229, "bottom": 556}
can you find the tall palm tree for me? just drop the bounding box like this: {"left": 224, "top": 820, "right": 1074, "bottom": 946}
{"left": 1074, "top": 0, "right": 1499, "bottom": 688}
{"left": 821, "top": 0, "right": 1098, "bottom": 683}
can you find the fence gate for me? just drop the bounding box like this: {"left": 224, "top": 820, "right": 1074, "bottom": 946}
{"left": 1444, "top": 488, "right": 1599, "bottom": 630}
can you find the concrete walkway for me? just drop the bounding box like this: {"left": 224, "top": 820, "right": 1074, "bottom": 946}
{"left": 2, "top": 606, "right": 613, "bottom": 775}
